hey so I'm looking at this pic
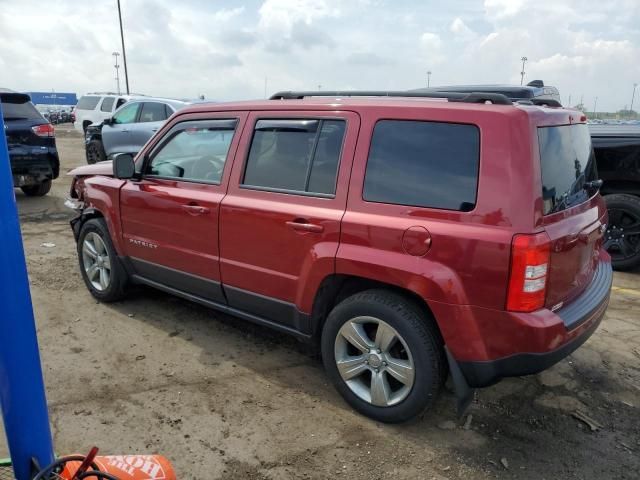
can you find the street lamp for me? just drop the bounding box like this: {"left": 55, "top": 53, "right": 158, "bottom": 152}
{"left": 593, "top": 96, "right": 598, "bottom": 119}
{"left": 630, "top": 83, "right": 638, "bottom": 119}
{"left": 427, "top": 71, "right": 432, "bottom": 88}
{"left": 112, "top": 52, "right": 121, "bottom": 95}
{"left": 520, "top": 56, "right": 527, "bottom": 86}
{"left": 117, "top": 0, "right": 130, "bottom": 94}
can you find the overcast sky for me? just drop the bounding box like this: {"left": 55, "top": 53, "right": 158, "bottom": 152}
{"left": 1, "top": 0, "right": 639, "bottom": 111}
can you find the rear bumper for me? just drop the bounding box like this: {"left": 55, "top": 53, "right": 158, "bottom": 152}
{"left": 436, "top": 254, "right": 612, "bottom": 388}
{"left": 10, "top": 148, "right": 60, "bottom": 185}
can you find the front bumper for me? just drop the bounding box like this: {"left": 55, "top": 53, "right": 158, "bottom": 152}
{"left": 440, "top": 255, "right": 612, "bottom": 388}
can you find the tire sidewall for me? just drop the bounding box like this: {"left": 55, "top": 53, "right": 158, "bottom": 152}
{"left": 77, "top": 218, "right": 126, "bottom": 301}
{"left": 321, "top": 292, "right": 442, "bottom": 423}
{"left": 604, "top": 194, "right": 640, "bottom": 271}
{"left": 86, "top": 140, "right": 105, "bottom": 164}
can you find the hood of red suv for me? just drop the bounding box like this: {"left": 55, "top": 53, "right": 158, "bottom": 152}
{"left": 68, "top": 160, "right": 113, "bottom": 177}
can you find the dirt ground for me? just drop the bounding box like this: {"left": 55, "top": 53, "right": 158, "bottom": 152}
{"left": 1, "top": 126, "right": 639, "bottom": 479}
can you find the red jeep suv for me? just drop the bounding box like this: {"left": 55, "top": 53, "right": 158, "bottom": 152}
{"left": 67, "top": 91, "right": 612, "bottom": 423}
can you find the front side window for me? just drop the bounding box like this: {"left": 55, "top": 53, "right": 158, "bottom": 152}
{"left": 100, "top": 97, "right": 115, "bottom": 112}
{"left": 147, "top": 120, "right": 237, "bottom": 184}
{"left": 139, "top": 102, "right": 169, "bottom": 123}
{"left": 112, "top": 102, "right": 140, "bottom": 124}
{"left": 242, "top": 119, "right": 345, "bottom": 195}
{"left": 363, "top": 120, "right": 480, "bottom": 211}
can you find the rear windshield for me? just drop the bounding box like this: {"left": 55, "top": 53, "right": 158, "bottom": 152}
{"left": 538, "top": 124, "right": 597, "bottom": 215}
{"left": 76, "top": 96, "right": 101, "bottom": 110}
{"left": 1, "top": 101, "right": 43, "bottom": 121}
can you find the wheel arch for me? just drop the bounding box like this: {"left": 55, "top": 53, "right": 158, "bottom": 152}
{"left": 309, "top": 274, "right": 444, "bottom": 346}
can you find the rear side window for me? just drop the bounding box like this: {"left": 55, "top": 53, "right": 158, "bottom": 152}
{"left": 242, "top": 119, "right": 346, "bottom": 195}
{"left": 1, "top": 101, "right": 43, "bottom": 121}
{"left": 538, "top": 124, "right": 597, "bottom": 215}
{"left": 139, "top": 102, "right": 168, "bottom": 123}
{"left": 100, "top": 97, "right": 115, "bottom": 112}
{"left": 76, "top": 96, "right": 101, "bottom": 110}
{"left": 363, "top": 120, "right": 480, "bottom": 211}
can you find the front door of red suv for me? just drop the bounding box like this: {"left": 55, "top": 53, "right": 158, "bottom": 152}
{"left": 119, "top": 114, "right": 246, "bottom": 303}
{"left": 219, "top": 111, "right": 359, "bottom": 331}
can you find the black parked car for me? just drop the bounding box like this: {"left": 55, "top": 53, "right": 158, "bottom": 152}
{"left": 590, "top": 125, "right": 640, "bottom": 270}
{"left": 0, "top": 89, "right": 59, "bottom": 196}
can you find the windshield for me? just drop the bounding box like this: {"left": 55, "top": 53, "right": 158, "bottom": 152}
{"left": 538, "top": 123, "right": 598, "bottom": 215}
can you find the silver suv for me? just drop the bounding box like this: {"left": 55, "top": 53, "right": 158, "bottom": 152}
{"left": 74, "top": 92, "right": 147, "bottom": 134}
{"left": 84, "top": 97, "right": 192, "bottom": 163}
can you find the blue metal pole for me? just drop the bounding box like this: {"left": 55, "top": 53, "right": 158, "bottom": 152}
{"left": 0, "top": 102, "right": 55, "bottom": 477}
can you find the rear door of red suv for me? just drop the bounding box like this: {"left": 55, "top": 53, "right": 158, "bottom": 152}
{"left": 219, "top": 110, "right": 360, "bottom": 331}
{"left": 534, "top": 116, "right": 609, "bottom": 320}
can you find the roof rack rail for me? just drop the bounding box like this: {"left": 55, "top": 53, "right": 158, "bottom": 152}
{"left": 269, "top": 90, "right": 513, "bottom": 105}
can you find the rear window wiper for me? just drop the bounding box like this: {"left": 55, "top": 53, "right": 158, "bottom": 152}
{"left": 583, "top": 179, "right": 603, "bottom": 191}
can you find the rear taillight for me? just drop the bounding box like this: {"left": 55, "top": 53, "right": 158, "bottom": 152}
{"left": 506, "top": 232, "right": 551, "bottom": 312}
{"left": 32, "top": 124, "right": 55, "bottom": 137}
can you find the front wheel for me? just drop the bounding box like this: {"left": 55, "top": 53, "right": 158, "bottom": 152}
{"left": 321, "top": 290, "right": 445, "bottom": 423}
{"left": 604, "top": 194, "right": 640, "bottom": 271}
{"left": 86, "top": 139, "right": 106, "bottom": 164}
{"left": 77, "top": 218, "right": 127, "bottom": 302}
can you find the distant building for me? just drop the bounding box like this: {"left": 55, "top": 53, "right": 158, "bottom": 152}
{"left": 26, "top": 92, "right": 78, "bottom": 108}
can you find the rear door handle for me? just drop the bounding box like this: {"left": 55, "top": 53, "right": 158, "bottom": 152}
{"left": 286, "top": 219, "right": 324, "bottom": 233}
{"left": 181, "top": 204, "right": 210, "bottom": 215}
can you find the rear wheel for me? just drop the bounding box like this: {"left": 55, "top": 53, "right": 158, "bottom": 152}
{"left": 86, "top": 139, "right": 106, "bottom": 164}
{"left": 77, "top": 218, "right": 127, "bottom": 302}
{"left": 321, "top": 290, "right": 445, "bottom": 423}
{"left": 604, "top": 194, "right": 640, "bottom": 271}
{"left": 20, "top": 179, "right": 51, "bottom": 197}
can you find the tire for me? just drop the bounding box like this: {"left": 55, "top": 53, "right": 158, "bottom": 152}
{"left": 321, "top": 289, "right": 445, "bottom": 423}
{"left": 604, "top": 194, "right": 640, "bottom": 271}
{"left": 86, "top": 139, "right": 106, "bottom": 164}
{"left": 20, "top": 179, "right": 52, "bottom": 197}
{"left": 77, "top": 218, "right": 127, "bottom": 302}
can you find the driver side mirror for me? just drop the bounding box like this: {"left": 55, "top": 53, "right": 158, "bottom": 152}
{"left": 113, "top": 153, "right": 135, "bottom": 179}
{"left": 103, "top": 117, "right": 114, "bottom": 126}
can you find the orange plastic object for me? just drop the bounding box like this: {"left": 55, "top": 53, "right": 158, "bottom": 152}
{"left": 60, "top": 455, "right": 176, "bottom": 480}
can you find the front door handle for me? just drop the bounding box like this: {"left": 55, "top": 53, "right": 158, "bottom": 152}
{"left": 181, "top": 204, "right": 210, "bottom": 215}
{"left": 286, "top": 219, "right": 324, "bottom": 233}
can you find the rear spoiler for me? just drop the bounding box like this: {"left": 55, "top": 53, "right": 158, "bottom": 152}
{"left": 0, "top": 92, "right": 31, "bottom": 104}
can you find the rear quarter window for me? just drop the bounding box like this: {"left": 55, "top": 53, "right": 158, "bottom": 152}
{"left": 538, "top": 124, "right": 597, "bottom": 215}
{"left": 76, "top": 96, "right": 101, "bottom": 110}
{"left": 100, "top": 97, "right": 115, "bottom": 112}
{"left": 363, "top": 120, "right": 480, "bottom": 211}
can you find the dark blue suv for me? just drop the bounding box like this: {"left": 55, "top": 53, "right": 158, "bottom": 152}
{"left": 1, "top": 89, "right": 59, "bottom": 196}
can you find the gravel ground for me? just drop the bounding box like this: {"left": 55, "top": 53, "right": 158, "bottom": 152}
{"left": 1, "top": 126, "right": 639, "bottom": 479}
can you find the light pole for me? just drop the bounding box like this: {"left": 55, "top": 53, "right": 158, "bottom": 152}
{"left": 112, "top": 52, "right": 121, "bottom": 95}
{"left": 117, "top": 0, "right": 130, "bottom": 94}
{"left": 427, "top": 71, "right": 432, "bottom": 88}
{"left": 630, "top": 83, "right": 638, "bottom": 118}
{"left": 520, "top": 56, "right": 527, "bottom": 85}
{"left": 593, "top": 96, "right": 598, "bottom": 119}
{"left": 567, "top": 94, "right": 572, "bottom": 108}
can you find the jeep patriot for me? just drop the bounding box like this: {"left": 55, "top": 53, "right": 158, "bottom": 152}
{"left": 66, "top": 91, "right": 612, "bottom": 422}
